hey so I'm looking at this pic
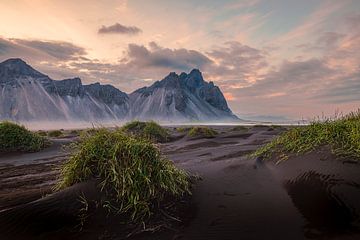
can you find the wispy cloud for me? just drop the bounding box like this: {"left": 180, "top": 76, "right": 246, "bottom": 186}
{"left": 206, "top": 41, "right": 268, "bottom": 83}
{"left": 224, "top": 0, "right": 261, "bottom": 10}
{"left": 98, "top": 23, "right": 142, "bottom": 35}
{"left": 226, "top": 12, "right": 360, "bottom": 118}
{"left": 276, "top": 1, "right": 347, "bottom": 44}
{"left": 11, "top": 39, "right": 87, "bottom": 60}
{"left": 124, "top": 42, "right": 212, "bottom": 71}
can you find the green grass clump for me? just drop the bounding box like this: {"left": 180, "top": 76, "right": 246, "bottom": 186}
{"left": 253, "top": 124, "right": 267, "bottom": 128}
{"left": 176, "top": 127, "right": 190, "bottom": 133}
{"left": 37, "top": 130, "right": 47, "bottom": 136}
{"left": 70, "top": 130, "right": 80, "bottom": 135}
{"left": 188, "top": 126, "right": 218, "bottom": 138}
{"left": 121, "top": 120, "right": 169, "bottom": 142}
{"left": 82, "top": 128, "right": 98, "bottom": 136}
{"left": 232, "top": 126, "right": 248, "bottom": 131}
{"left": 48, "top": 130, "right": 63, "bottom": 138}
{"left": 57, "top": 128, "right": 190, "bottom": 222}
{"left": 0, "top": 121, "right": 48, "bottom": 152}
{"left": 253, "top": 110, "right": 360, "bottom": 161}
{"left": 270, "top": 125, "right": 282, "bottom": 129}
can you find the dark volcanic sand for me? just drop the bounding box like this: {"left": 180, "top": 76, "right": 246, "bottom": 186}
{"left": 1, "top": 126, "right": 360, "bottom": 239}
{"left": 0, "top": 138, "right": 74, "bottom": 210}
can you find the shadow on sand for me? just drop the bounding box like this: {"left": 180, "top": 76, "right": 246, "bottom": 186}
{"left": 284, "top": 170, "right": 360, "bottom": 238}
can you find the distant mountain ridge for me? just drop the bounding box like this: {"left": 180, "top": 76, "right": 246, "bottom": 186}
{"left": 0, "top": 58, "right": 238, "bottom": 122}
{"left": 129, "top": 69, "right": 237, "bottom": 121}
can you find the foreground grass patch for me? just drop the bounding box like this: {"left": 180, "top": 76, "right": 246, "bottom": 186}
{"left": 0, "top": 121, "right": 48, "bottom": 152}
{"left": 121, "top": 120, "right": 169, "bottom": 142}
{"left": 253, "top": 111, "right": 360, "bottom": 161}
{"left": 188, "top": 126, "right": 218, "bottom": 138}
{"left": 57, "top": 128, "right": 190, "bottom": 222}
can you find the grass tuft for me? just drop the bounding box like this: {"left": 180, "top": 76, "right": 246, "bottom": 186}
{"left": 188, "top": 126, "right": 218, "bottom": 138}
{"left": 70, "top": 130, "right": 80, "bottom": 136}
{"left": 232, "top": 126, "right": 248, "bottom": 131}
{"left": 56, "top": 128, "right": 190, "bottom": 222}
{"left": 176, "top": 127, "right": 190, "bottom": 133}
{"left": 0, "top": 121, "right": 48, "bottom": 152}
{"left": 48, "top": 130, "right": 63, "bottom": 138}
{"left": 121, "top": 121, "right": 169, "bottom": 142}
{"left": 253, "top": 124, "right": 267, "bottom": 128}
{"left": 37, "top": 130, "right": 47, "bottom": 136}
{"left": 253, "top": 110, "right": 360, "bottom": 161}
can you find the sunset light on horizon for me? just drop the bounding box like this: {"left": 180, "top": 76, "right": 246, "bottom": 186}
{"left": 1, "top": 0, "right": 359, "bottom": 120}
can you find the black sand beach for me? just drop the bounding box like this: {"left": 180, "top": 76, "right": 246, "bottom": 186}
{"left": 1, "top": 125, "right": 360, "bottom": 240}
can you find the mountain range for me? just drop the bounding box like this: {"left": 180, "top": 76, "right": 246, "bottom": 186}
{"left": 0, "top": 58, "right": 238, "bottom": 122}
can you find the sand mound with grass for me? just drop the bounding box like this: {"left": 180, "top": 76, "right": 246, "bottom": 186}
{"left": 121, "top": 121, "right": 170, "bottom": 142}
{"left": 57, "top": 128, "right": 190, "bottom": 222}
{"left": 254, "top": 111, "right": 360, "bottom": 162}
{"left": 0, "top": 128, "right": 191, "bottom": 239}
{"left": 0, "top": 121, "right": 48, "bottom": 153}
{"left": 188, "top": 126, "right": 218, "bottom": 138}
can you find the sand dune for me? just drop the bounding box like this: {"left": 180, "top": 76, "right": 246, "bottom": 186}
{"left": 1, "top": 126, "right": 360, "bottom": 239}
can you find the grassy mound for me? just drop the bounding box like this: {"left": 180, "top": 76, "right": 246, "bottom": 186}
{"left": 48, "top": 130, "right": 63, "bottom": 138}
{"left": 253, "top": 111, "right": 360, "bottom": 161}
{"left": 253, "top": 124, "right": 267, "bottom": 128}
{"left": 188, "top": 126, "right": 218, "bottom": 138}
{"left": 0, "top": 121, "right": 48, "bottom": 152}
{"left": 176, "top": 127, "right": 190, "bottom": 133}
{"left": 57, "top": 128, "right": 190, "bottom": 222}
{"left": 121, "top": 121, "right": 169, "bottom": 142}
{"left": 69, "top": 130, "right": 80, "bottom": 136}
{"left": 232, "top": 126, "right": 248, "bottom": 131}
{"left": 37, "top": 130, "right": 47, "bottom": 136}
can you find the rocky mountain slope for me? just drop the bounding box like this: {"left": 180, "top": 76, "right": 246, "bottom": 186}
{"left": 0, "top": 58, "right": 238, "bottom": 122}
{"left": 0, "top": 58, "right": 129, "bottom": 121}
{"left": 129, "top": 69, "right": 238, "bottom": 121}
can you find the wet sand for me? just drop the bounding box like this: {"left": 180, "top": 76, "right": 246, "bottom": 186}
{"left": 1, "top": 126, "right": 360, "bottom": 239}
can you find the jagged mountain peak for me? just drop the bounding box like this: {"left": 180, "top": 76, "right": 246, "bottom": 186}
{"left": 57, "top": 77, "right": 82, "bottom": 85}
{"left": 129, "top": 68, "right": 238, "bottom": 121}
{"left": 179, "top": 72, "right": 188, "bottom": 79}
{"left": 1, "top": 58, "right": 26, "bottom": 65}
{"left": 167, "top": 72, "right": 178, "bottom": 77}
{"left": 0, "top": 58, "right": 46, "bottom": 82}
{"left": 0, "top": 59, "right": 238, "bottom": 122}
{"left": 85, "top": 82, "right": 129, "bottom": 102}
{"left": 159, "top": 71, "right": 181, "bottom": 88}
{"left": 184, "top": 69, "right": 205, "bottom": 89}
{"left": 136, "top": 69, "right": 205, "bottom": 92}
{"left": 188, "top": 68, "right": 202, "bottom": 78}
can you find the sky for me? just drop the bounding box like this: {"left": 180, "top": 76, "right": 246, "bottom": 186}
{"left": 0, "top": 0, "right": 359, "bottom": 120}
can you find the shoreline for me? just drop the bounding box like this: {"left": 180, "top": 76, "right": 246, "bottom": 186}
{"left": 0, "top": 120, "right": 307, "bottom": 131}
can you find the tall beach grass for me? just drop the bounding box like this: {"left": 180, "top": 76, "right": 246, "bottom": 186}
{"left": 0, "top": 121, "right": 48, "bottom": 152}
{"left": 57, "top": 128, "right": 190, "bottom": 222}
{"left": 188, "top": 126, "right": 218, "bottom": 138}
{"left": 121, "top": 120, "right": 170, "bottom": 142}
{"left": 253, "top": 110, "right": 360, "bottom": 161}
